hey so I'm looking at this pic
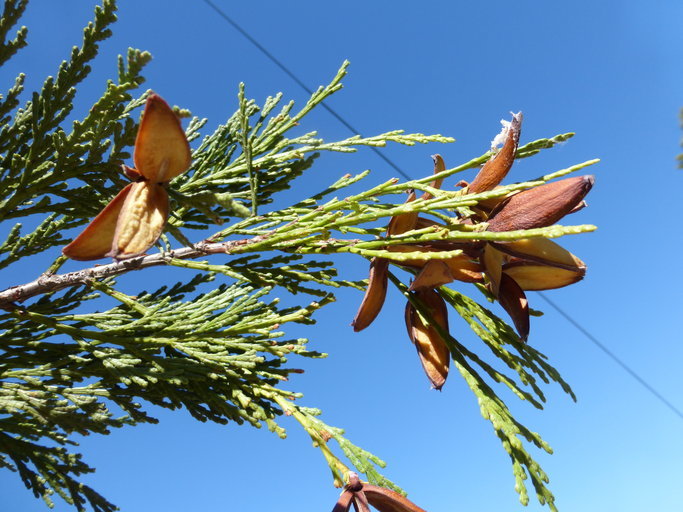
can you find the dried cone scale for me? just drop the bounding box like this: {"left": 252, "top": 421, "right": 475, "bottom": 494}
{"left": 486, "top": 175, "right": 594, "bottom": 232}
{"left": 405, "top": 289, "right": 450, "bottom": 390}
{"left": 494, "top": 237, "right": 586, "bottom": 291}
{"left": 63, "top": 93, "right": 191, "bottom": 260}
{"left": 497, "top": 272, "right": 530, "bottom": 341}
{"left": 351, "top": 258, "right": 390, "bottom": 332}
{"left": 467, "top": 112, "right": 522, "bottom": 194}
{"left": 333, "top": 473, "right": 428, "bottom": 512}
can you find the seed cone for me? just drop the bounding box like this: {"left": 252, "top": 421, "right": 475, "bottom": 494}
{"left": 387, "top": 190, "right": 418, "bottom": 236}
{"left": 332, "top": 490, "right": 354, "bottom": 512}
{"left": 387, "top": 244, "right": 483, "bottom": 283}
{"left": 352, "top": 258, "right": 389, "bottom": 332}
{"left": 62, "top": 93, "right": 191, "bottom": 261}
{"left": 62, "top": 183, "right": 134, "bottom": 261}
{"left": 333, "top": 473, "right": 428, "bottom": 512}
{"left": 134, "top": 94, "right": 192, "bottom": 182}
{"left": 491, "top": 237, "right": 585, "bottom": 270}
{"left": 503, "top": 261, "right": 585, "bottom": 290}
{"left": 487, "top": 175, "right": 594, "bottom": 232}
{"left": 468, "top": 112, "right": 522, "bottom": 193}
{"left": 364, "top": 484, "right": 428, "bottom": 512}
{"left": 109, "top": 181, "right": 169, "bottom": 259}
{"left": 405, "top": 289, "right": 450, "bottom": 390}
{"left": 420, "top": 154, "right": 446, "bottom": 200}
{"left": 409, "top": 260, "right": 454, "bottom": 291}
{"left": 481, "top": 244, "right": 505, "bottom": 296}
{"left": 498, "top": 273, "right": 530, "bottom": 340}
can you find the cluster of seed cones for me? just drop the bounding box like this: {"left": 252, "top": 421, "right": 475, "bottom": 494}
{"left": 352, "top": 113, "right": 594, "bottom": 390}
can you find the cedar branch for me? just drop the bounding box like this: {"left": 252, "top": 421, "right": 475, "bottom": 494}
{"left": 0, "top": 236, "right": 266, "bottom": 309}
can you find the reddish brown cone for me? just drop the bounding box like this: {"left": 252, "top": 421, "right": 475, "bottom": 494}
{"left": 352, "top": 258, "right": 389, "bottom": 332}
{"left": 487, "top": 175, "right": 594, "bottom": 232}
{"left": 468, "top": 112, "right": 522, "bottom": 194}
{"left": 333, "top": 473, "right": 428, "bottom": 512}
{"left": 405, "top": 289, "right": 450, "bottom": 390}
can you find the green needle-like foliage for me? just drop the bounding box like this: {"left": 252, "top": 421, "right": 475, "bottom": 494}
{"left": 0, "top": 1, "right": 598, "bottom": 511}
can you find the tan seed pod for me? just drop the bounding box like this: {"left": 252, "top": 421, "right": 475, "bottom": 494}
{"left": 503, "top": 261, "right": 585, "bottom": 291}
{"left": 134, "top": 94, "right": 192, "bottom": 182}
{"left": 481, "top": 244, "right": 505, "bottom": 296}
{"left": 387, "top": 245, "right": 483, "bottom": 283}
{"left": 405, "top": 289, "right": 450, "bottom": 390}
{"left": 491, "top": 237, "right": 585, "bottom": 271}
{"left": 352, "top": 258, "right": 389, "bottom": 332}
{"left": 443, "top": 254, "right": 484, "bottom": 283}
{"left": 62, "top": 183, "right": 134, "bottom": 261}
{"left": 109, "top": 181, "right": 170, "bottom": 259}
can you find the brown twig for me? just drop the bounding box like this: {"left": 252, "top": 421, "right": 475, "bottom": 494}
{"left": 0, "top": 236, "right": 265, "bottom": 310}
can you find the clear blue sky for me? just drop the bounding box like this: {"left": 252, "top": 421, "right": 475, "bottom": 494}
{"left": 2, "top": 1, "right": 683, "bottom": 511}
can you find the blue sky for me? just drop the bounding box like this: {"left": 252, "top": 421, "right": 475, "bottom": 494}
{"left": 2, "top": 1, "right": 683, "bottom": 511}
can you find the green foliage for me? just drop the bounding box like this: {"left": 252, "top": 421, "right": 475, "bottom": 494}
{"left": 0, "top": 0, "right": 27, "bottom": 66}
{"left": 0, "top": 1, "right": 598, "bottom": 512}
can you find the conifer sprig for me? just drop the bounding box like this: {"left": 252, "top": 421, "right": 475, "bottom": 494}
{"left": 0, "top": 0, "right": 27, "bottom": 66}
{"left": 0, "top": 1, "right": 597, "bottom": 511}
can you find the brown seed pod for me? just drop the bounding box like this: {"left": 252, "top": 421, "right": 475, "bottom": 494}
{"left": 133, "top": 93, "right": 192, "bottom": 182}
{"left": 333, "top": 473, "right": 428, "bottom": 512}
{"left": 404, "top": 289, "right": 450, "bottom": 390}
{"left": 420, "top": 154, "right": 446, "bottom": 200}
{"left": 364, "top": 484, "right": 428, "bottom": 512}
{"left": 486, "top": 175, "right": 594, "bottom": 232}
{"left": 352, "top": 258, "right": 390, "bottom": 332}
{"left": 408, "top": 260, "right": 454, "bottom": 291}
{"left": 332, "top": 489, "right": 355, "bottom": 512}
{"left": 498, "top": 272, "right": 530, "bottom": 340}
{"left": 387, "top": 190, "right": 418, "bottom": 236}
{"left": 468, "top": 112, "right": 522, "bottom": 194}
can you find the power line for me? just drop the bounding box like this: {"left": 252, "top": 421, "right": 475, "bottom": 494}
{"left": 538, "top": 291, "right": 683, "bottom": 420}
{"left": 202, "top": 0, "right": 683, "bottom": 422}
{"left": 201, "top": 0, "right": 412, "bottom": 181}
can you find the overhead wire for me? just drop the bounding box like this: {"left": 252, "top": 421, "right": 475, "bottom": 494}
{"left": 537, "top": 292, "right": 683, "bottom": 420}
{"left": 200, "top": 0, "right": 683, "bottom": 422}
{"left": 202, "top": 0, "right": 411, "bottom": 181}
